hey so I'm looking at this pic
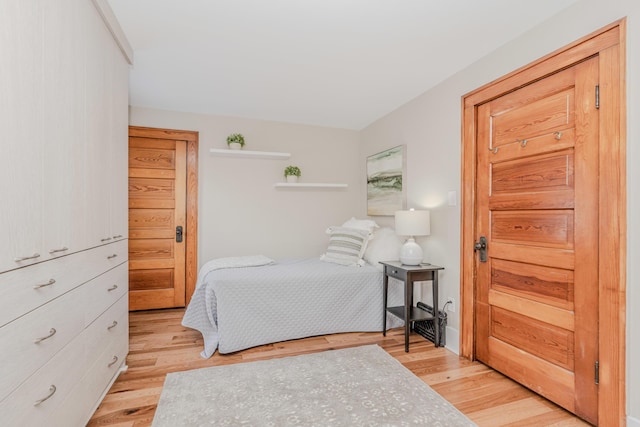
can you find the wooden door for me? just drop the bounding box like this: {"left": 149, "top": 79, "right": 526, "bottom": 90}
{"left": 128, "top": 135, "right": 187, "bottom": 310}
{"left": 474, "top": 57, "right": 599, "bottom": 423}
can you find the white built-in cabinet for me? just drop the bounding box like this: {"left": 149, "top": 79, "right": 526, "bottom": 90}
{"left": 0, "top": 0, "right": 130, "bottom": 425}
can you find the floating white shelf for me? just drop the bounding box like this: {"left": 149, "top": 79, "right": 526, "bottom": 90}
{"left": 209, "top": 148, "right": 291, "bottom": 159}
{"left": 274, "top": 183, "right": 348, "bottom": 189}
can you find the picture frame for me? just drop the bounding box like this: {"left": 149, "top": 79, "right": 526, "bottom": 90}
{"left": 366, "top": 145, "right": 406, "bottom": 216}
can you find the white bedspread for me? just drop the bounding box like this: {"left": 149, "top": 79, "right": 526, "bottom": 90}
{"left": 182, "top": 257, "right": 404, "bottom": 357}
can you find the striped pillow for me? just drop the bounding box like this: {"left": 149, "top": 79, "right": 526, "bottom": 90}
{"left": 320, "top": 226, "right": 372, "bottom": 267}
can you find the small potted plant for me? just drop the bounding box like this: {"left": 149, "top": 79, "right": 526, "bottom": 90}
{"left": 284, "top": 165, "right": 301, "bottom": 183}
{"left": 226, "top": 133, "right": 245, "bottom": 150}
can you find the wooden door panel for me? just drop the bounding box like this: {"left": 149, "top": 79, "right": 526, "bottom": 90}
{"left": 489, "top": 190, "right": 575, "bottom": 211}
{"left": 487, "top": 338, "right": 575, "bottom": 412}
{"left": 129, "top": 147, "right": 176, "bottom": 170}
{"left": 491, "top": 306, "right": 574, "bottom": 370}
{"left": 488, "top": 66, "right": 575, "bottom": 115}
{"left": 129, "top": 259, "right": 175, "bottom": 270}
{"left": 493, "top": 89, "right": 574, "bottom": 146}
{"left": 491, "top": 211, "right": 574, "bottom": 248}
{"left": 492, "top": 152, "right": 574, "bottom": 194}
{"left": 129, "top": 239, "right": 174, "bottom": 260}
{"left": 129, "top": 229, "right": 175, "bottom": 240}
{"left": 488, "top": 128, "right": 576, "bottom": 162}
{"left": 490, "top": 243, "right": 575, "bottom": 270}
{"left": 129, "top": 178, "right": 175, "bottom": 199}
{"left": 129, "top": 269, "right": 174, "bottom": 291}
{"left": 129, "top": 168, "right": 176, "bottom": 179}
{"left": 129, "top": 209, "right": 174, "bottom": 230}
{"left": 488, "top": 290, "right": 575, "bottom": 332}
{"left": 129, "top": 199, "right": 175, "bottom": 210}
{"left": 130, "top": 289, "right": 176, "bottom": 309}
{"left": 491, "top": 258, "right": 574, "bottom": 307}
{"left": 129, "top": 137, "right": 176, "bottom": 150}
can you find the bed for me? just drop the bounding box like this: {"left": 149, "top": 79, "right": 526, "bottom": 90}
{"left": 182, "top": 255, "right": 404, "bottom": 357}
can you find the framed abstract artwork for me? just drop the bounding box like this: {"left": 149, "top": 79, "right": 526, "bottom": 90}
{"left": 366, "top": 145, "right": 406, "bottom": 216}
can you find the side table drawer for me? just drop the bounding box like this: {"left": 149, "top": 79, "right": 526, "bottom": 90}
{"left": 385, "top": 266, "right": 407, "bottom": 281}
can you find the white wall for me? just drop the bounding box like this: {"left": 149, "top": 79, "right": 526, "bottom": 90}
{"left": 129, "top": 0, "right": 639, "bottom": 418}
{"left": 129, "top": 107, "right": 362, "bottom": 266}
{"left": 360, "top": 0, "right": 639, "bottom": 420}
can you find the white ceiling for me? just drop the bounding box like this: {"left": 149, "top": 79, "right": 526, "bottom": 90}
{"left": 108, "top": 0, "right": 578, "bottom": 130}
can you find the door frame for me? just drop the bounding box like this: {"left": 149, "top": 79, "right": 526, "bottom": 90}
{"left": 460, "top": 20, "right": 626, "bottom": 426}
{"left": 129, "top": 126, "right": 199, "bottom": 306}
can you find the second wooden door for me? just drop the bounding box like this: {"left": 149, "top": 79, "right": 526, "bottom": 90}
{"left": 128, "top": 133, "right": 187, "bottom": 310}
{"left": 474, "top": 57, "right": 599, "bottom": 424}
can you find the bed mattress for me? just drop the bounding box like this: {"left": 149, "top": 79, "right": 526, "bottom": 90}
{"left": 182, "top": 257, "right": 404, "bottom": 357}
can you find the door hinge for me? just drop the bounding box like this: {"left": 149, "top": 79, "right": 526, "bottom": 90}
{"left": 595, "top": 361, "right": 599, "bottom": 385}
{"left": 595, "top": 85, "right": 600, "bottom": 109}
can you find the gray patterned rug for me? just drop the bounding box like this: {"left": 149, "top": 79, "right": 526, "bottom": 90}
{"left": 152, "top": 345, "right": 476, "bottom": 426}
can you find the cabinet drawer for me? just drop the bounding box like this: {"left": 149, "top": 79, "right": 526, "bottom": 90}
{"left": 78, "top": 327, "right": 128, "bottom": 424}
{"left": 0, "top": 286, "right": 84, "bottom": 402}
{"left": 52, "top": 296, "right": 129, "bottom": 427}
{"left": 94, "top": 239, "right": 128, "bottom": 273}
{"left": 0, "top": 328, "right": 86, "bottom": 426}
{"left": 83, "top": 262, "right": 128, "bottom": 326}
{"left": 85, "top": 294, "right": 129, "bottom": 361}
{"left": 0, "top": 239, "right": 127, "bottom": 328}
{"left": 85, "top": 329, "right": 129, "bottom": 403}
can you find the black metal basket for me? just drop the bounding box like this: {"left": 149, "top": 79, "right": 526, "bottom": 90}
{"left": 413, "top": 302, "right": 447, "bottom": 347}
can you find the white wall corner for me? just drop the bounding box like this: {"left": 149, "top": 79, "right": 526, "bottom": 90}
{"left": 628, "top": 415, "right": 640, "bottom": 427}
{"left": 444, "top": 326, "right": 459, "bottom": 355}
{"left": 92, "top": 0, "right": 134, "bottom": 64}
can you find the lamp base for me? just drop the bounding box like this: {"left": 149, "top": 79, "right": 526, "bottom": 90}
{"left": 399, "top": 237, "right": 423, "bottom": 265}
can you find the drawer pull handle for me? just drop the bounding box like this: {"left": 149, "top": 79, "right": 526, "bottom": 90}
{"left": 107, "top": 284, "right": 118, "bottom": 292}
{"left": 101, "top": 237, "right": 112, "bottom": 242}
{"left": 107, "top": 254, "right": 118, "bottom": 260}
{"left": 107, "top": 320, "right": 118, "bottom": 330}
{"left": 48, "top": 247, "right": 68, "bottom": 254}
{"left": 33, "top": 385, "right": 56, "bottom": 406}
{"left": 34, "top": 328, "right": 57, "bottom": 344}
{"left": 108, "top": 355, "right": 119, "bottom": 368}
{"left": 392, "top": 270, "right": 398, "bottom": 274}
{"left": 15, "top": 253, "right": 40, "bottom": 262}
{"left": 113, "top": 234, "right": 123, "bottom": 239}
{"left": 33, "top": 279, "right": 56, "bottom": 289}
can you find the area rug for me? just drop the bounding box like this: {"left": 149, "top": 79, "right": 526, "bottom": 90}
{"left": 152, "top": 345, "right": 476, "bottom": 426}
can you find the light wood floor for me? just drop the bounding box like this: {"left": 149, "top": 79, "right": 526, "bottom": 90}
{"left": 88, "top": 309, "right": 590, "bottom": 426}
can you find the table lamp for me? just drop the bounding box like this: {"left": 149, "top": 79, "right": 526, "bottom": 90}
{"left": 395, "top": 209, "right": 430, "bottom": 265}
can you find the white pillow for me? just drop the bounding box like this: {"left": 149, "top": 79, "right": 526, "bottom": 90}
{"left": 363, "top": 227, "right": 404, "bottom": 270}
{"left": 341, "top": 217, "right": 379, "bottom": 233}
{"left": 320, "top": 226, "right": 372, "bottom": 267}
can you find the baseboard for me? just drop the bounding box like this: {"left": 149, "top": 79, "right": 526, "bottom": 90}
{"left": 628, "top": 415, "right": 640, "bottom": 427}
{"left": 444, "top": 326, "right": 459, "bottom": 355}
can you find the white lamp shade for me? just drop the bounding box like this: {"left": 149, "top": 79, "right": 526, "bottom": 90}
{"left": 394, "top": 209, "right": 430, "bottom": 237}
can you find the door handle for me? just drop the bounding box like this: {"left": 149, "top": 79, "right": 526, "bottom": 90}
{"left": 474, "top": 236, "right": 487, "bottom": 262}
{"left": 176, "top": 226, "right": 183, "bottom": 243}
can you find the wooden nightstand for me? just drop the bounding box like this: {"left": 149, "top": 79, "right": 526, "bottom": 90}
{"left": 380, "top": 261, "right": 445, "bottom": 352}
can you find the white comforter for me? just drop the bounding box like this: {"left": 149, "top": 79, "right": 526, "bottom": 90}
{"left": 182, "top": 256, "right": 404, "bottom": 357}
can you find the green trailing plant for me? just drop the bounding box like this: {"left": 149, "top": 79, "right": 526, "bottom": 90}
{"left": 226, "top": 133, "right": 245, "bottom": 147}
{"left": 284, "top": 165, "right": 301, "bottom": 177}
